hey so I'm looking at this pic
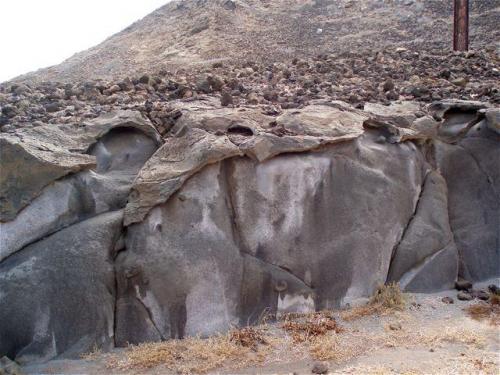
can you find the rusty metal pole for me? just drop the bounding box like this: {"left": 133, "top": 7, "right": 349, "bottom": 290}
{"left": 453, "top": 0, "right": 469, "bottom": 51}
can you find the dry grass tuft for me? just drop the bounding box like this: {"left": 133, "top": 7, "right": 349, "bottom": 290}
{"left": 80, "top": 344, "right": 102, "bottom": 361}
{"left": 281, "top": 311, "right": 343, "bottom": 343}
{"left": 464, "top": 294, "right": 500, "bottom": 326}
{"left": 107, "top": 330, "right": 271, "bottom": 374}
{"left": 370, "top": 282, "right": 406, "bottom": 309}
{"left": 341, "top": 283, "right": 406, "bottom": 321}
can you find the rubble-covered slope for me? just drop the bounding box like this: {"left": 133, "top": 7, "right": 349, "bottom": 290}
{"left": 11, "top": 0, "right": 500, "bottom": 84}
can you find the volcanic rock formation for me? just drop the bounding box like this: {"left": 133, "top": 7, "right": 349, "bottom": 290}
{"left": 0, "top": 0, "right": 499, "bottom": 367}
{"left": 0, "top": 97, "right": 498, "bottom": 363}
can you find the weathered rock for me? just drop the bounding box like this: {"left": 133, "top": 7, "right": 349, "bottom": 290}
{"left": 0, "top": 127, "right": 157, "bottom": 261}
{"left": 116, "top": 163, "right": 314, "bottom": 345}
{"left": 436, "top": 116, "right": 500, "bottom": 281}
{"left": 457, "top": 291, "right": 473, "bottom": 301}
{"left": 455, "top": 279, "right": 472, "bottom": 291}
{"left": 441, "top": 296, "right": 454, "bottom": 304}
{"left": 484, "top": 108, "right": 500, "bottom": 135}
{"left": 0, "top": 357, "right": 23, "bottom": 375}
{"left": 124, "top": 127, "right": 242, "bottom": 225}
{"left": 387, "top": 171, "right": 458, "bottom": 292}
{"left": 124, "top": 103, "right": 368, "bottom": 225}
{"left": 364, "top": 101, "right": 420, "bottom": 125}
{"left": 0, "top": 110, "right": 160, "bottom": 222}
{"left": 311, "top": 361, "right": 329, "bottom": 374}
{"left": 1, "top": 99, "right": 498, "bottom": 365}
{"left": 0, "top": 211, "right": 122, "bottom": 364}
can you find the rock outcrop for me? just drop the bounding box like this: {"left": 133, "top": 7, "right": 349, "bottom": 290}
{"left": 0, "top": 99, "right": 498, "bottom": 364}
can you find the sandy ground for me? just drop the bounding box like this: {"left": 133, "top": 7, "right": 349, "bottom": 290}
{"left": 23, "top": 281, "right": 500, "bottom": 375}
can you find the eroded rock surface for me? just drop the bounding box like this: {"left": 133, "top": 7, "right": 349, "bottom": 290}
{"left": 0, "top": 110, "right": 160, "bottom": 221}
{"left": 0, "top": 100, "right": 498, "bottom": 365}
{"left": 0, "top": 211, "right": 123, "bottom": 364}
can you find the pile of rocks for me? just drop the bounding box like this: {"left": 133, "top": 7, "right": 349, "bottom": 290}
{"left": 1, "top": 48, "right": 498, "bottom": 134}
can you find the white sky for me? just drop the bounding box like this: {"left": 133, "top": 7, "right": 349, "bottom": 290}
{"left": 0, "top": 0, "right": 169, "bottom": 83}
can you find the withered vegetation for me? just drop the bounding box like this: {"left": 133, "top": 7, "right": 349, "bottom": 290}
{"left": 281, "top": 311, "right": 342, "bottom": 343}
{"left": 464, "top": 293, "right": 500, "bottom": 326}
{"left": 340, "top": 282, "right": 406, "bottom": 321}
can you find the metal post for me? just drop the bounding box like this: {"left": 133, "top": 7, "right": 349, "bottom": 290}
{"left": 453, "top": 0, "right": 469, "bottom": 51}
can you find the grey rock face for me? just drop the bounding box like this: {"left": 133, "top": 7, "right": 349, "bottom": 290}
{"left": 227, "top": 132, "right": 426, "bottom": 308}
{"left": 1, "top": 100, "right": 498, "bottom": 364}
{"left": 116, "top": 163, "right": 315, "bottom": 345}
{"left": 0, "top": 211, "right": 123, "bottom": 364}
{"left": 436, "top": 124, "right": 500, "bottom": 281}
{"left": 387, "top": 171, "right": 458, "bottom": 292}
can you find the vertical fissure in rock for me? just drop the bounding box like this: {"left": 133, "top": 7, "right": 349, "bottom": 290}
{"left": 386, "top": 170, "right": 430, "bottom": 283}
{"left": 219, "top": 158, "right": 249, "bottom": 255}
{"left": 134, "top": 297, "right": 166, "bottom": 341}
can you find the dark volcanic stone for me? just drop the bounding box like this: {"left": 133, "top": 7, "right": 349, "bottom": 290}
{"left": 455, "top": 279, "right": 472, "bottom": 291}
{"left": 220, "top": 91, "right": 233, "bottom": 107}
{"left": 441, "top": 296, "right": 454, "bottom": 304}
{"left": 312, "top": 361, "right": 329, "bottom": 374}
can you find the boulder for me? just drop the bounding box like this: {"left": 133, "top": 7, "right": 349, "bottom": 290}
{"left": 0, "top": 211, "right": 123, "bottom": 364}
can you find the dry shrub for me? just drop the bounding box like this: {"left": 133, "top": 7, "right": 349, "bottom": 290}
{"left": 341, "top": 282, "right": 406, "bottom": 321}
{"left": 229, "top": 326, "right": 267, "bottom": 350}
{"left": 281, "top": 311, "right": 342, "bottom": 343}
{"left": 465, "top": 296, "right": 500, "bottom": 326}
{"left": 108, "top": 329, "right": 270, "bottom": 374}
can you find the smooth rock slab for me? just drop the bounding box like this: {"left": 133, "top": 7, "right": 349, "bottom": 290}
{"left": 387, "top": 171, "right": 458, "bottom": 292}
{"left": 228, "top": 132, "right": 426, "bottom": 308}
{"left": 116, "top": 163, "right": 315, "bottom": 345}
{"left": 0, "top": 211, "right": 123, "bottom": 364}
{"left": 436, "top": 128, "right": 500, "bottom": 281}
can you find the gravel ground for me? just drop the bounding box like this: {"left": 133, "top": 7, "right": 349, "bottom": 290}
{"left": 23, "top": 280, "right": 500, "bottom": 375}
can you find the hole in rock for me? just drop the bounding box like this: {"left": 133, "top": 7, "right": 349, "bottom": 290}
{"left": 228, "top": 124, "right": 254, "bottom": 136}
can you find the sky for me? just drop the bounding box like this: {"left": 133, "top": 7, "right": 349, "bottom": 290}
{"left": 0, "top": 0, "right": 169, "bottom": 83}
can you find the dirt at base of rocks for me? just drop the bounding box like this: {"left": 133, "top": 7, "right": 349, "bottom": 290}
{"left": 22, "top": 280, "right": 500, "bottom": 375}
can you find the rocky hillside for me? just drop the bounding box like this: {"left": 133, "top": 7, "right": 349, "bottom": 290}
{"left": 0, "top": 0, "right": 499, "bottom": 371}
{"left": 13, "top": 0, "right": 500, "bottom": 83}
